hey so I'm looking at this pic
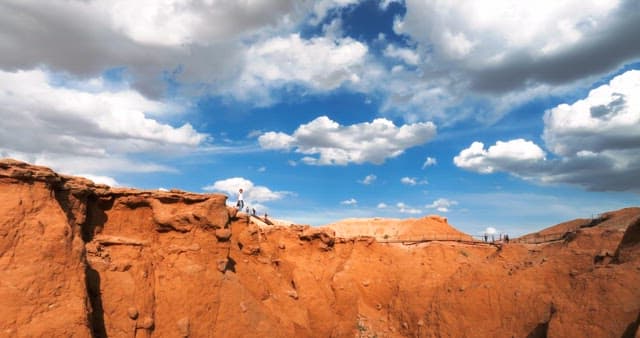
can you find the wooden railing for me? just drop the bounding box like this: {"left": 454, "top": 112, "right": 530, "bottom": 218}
{"left": 376, "top": 234, "right": 485, "bottom": 244}
{"left": 375, "top": 232, "right": 573, "bottom": 245}
{"left": 511, "top": 233, "right": 568, "bottom": 244}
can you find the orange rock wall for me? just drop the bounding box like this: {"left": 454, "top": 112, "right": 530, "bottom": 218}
{"left": 1, "top": 160, "right": 639, "bottom": 337}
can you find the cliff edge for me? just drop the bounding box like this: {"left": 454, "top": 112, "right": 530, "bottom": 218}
{"left": 1, "top": 159, "right": 639, "bottom": 337}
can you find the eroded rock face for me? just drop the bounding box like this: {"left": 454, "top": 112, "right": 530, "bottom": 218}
{"left": 1, "top": 159, "right": 639, "bottom": 337}
{"left": 0, "top": 161, "right": 91, "bottom": 337}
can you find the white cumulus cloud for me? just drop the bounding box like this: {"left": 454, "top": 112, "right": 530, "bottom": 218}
{"left": 454, "top": 139, "right": 546, "bottom": 174}
{"left": 203, "top": 177, "right": 287, "bottom": 204}
{"left": 542, "top": 69, "right": 640, "bottom": 157}
{"left": 359, "top": 174, "right": 377, "bottom": 185}
{"left": 397, "top": 202, "right": 422, "bottom": 214}
{"left": 380, "top": 0, "right": 640, "bottom": 123}
{"left": 258, "top": 116, "right": 437, "bottom": 165}
{"left": 422, "top": 157, "right": 437, "bottom": 168}
{"left": 454, "top": 70, "right": 640, "bottom": 192}
{"left": 0, "top": 68, "right": 207, "bottom": 176}
{"left": 98, "top": 0, "right": 301, "bottom": 47}
{"left": 380, "top": 0, "right": 401, "bottom": 10}
{"left": 341, "top": 198, "right": 358, "bottom": 205}
{"left": 79, "top": 174, "right": 120, "bottom": 187}
{"left": 235, "top": 34, "right": 368, "bottom": 103}
{"left": 0, "top": 0, "right": 310, "bottom": 99}
{"left": 312, "top": 0, "right": 361, "bottom": 24}
{"left": 383, "top": 44, "right": 420, "bottom": 65}
{"left": 401, "top": 176, "right": 427, "bottom": 185}
{"left": 425, "top": 198, "right": 458, "bottom": 213}
{"left": 398, "top": 0, "right": 633, "bottom": 91}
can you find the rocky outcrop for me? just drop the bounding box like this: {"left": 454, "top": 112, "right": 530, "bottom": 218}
{"left": 1, "top": 159, "right": 639, "bottom": 337}
{"left": 298, "top": 226, "right": 336, "bottom": 248}
{"left": 325, "top": 215, "right": 473, "bottom": 241}
{"left": 616, "top": 215, "right": 640, "bottom": 263}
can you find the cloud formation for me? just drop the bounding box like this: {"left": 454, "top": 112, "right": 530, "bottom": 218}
{"left": 422, "top": 157, "right": 437, "bottom": 168}
{"left": 398, "top": 0, "right": 640, "bottom": 92}
{"left": 454, "top": 70, "right": 640, "bottom": 192}
{"left": 340, "top": 198, "right": 358, "bottom": 205}
{"left": 312, "top": 0, "right": 361, "bottom": 24}
{"left": 0, "top": 0, "right": 308, "bottom": 98}
{"left": 396, "top": 202, "right": 422, "bottom": 214}
{"left": 2, "top": 0, "right": 637, "bottom": 126}
{"left": 0, "top": 1, "right": 375, "bottom": 104}
{"left": 359, "top": 174, "right": 377, "bottom": 185}
{"left": 259, "top": 116, "right": 436, "bottom": 165}
{"left": 454, "top": 139, "right": 546, "bottom": 174}
{"left": 382, "top": 0, "right": 640, "bottom": 123}
{"left": 0, "top": 69, "right": 207, "bottom": 175}
{"left": 383, "top": 45, "right": 420, "bottom": 65}
{"left": 425, "top": 198, "right": 458, "bottom": 213}
{"left": 235, "top": 34, "right": 369, "bottom": 103}
{"left": 203, "top": 177, "right": 286, "bottom": 204}
{"left": 400, "top": 177, "right": 427, "bottom": 186}
{"left": 79, "top": 174, "right": 120, "bottom": 187}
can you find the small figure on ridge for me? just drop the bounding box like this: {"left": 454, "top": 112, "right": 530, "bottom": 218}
{"left": 236, "top": 188, "right": 244, "bottom": 210}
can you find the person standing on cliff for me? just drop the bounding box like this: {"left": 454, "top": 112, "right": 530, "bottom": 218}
{"left": 237, "top": 188, "right": 244, "bottom": 210}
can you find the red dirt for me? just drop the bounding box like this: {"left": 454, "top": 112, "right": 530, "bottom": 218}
{"left": 1, "top": 159, "right": 639, "bottom": 337}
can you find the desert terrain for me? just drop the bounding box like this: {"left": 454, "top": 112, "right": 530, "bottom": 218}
{"left": 1, "top": 159, "right": 639, "bottom": 337}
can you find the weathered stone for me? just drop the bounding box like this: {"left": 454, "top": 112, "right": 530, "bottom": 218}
{"left": 287, "top": 290, "right": 298, "bottom": 300}
{"left": 127, "top": 307, "right": 139, "bottom": 320}
{"left": 215, "top": 228, "right": 232, "bottom": 241}
{"left": 177, "top": 317, "right": 190, "bottom": 337}
{"left": 138, "top": 316, "right": 154, "bottom": 329}
{"left": 227, "top": 206, "right": 238, "bottom": 219}
{"left": 299, "top": 227, "right": 335, "bottom": 247}
{"left": 241, "top": 245, "right": 260, "bottom": 256}
{"left": 217, "top": 259, "right": 228, "bottom": 272}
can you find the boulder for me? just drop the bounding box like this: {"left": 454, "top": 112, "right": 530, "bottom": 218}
{"left": 215, "top": 228, "right": 232, "bottom": 241}
{"left": 299, "top": 227, "right": 335, "bottom": 247}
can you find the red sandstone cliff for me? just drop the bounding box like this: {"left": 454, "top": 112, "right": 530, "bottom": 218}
{"left": 1, "top": 159, "right": 639, "bottom": 337}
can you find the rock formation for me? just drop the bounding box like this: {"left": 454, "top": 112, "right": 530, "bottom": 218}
{"left": 1, "top": 159, "right": 639, "bottom": 337}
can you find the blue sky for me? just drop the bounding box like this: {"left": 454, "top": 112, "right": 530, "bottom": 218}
{"left": 1, "top": 0, "right": 639, "bottom": 235}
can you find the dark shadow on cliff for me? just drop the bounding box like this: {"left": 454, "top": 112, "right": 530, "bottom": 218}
{"left": 622, "top": 311, "right": 640, "bottom": 338}
{"left": 52, "top": 188, "right": 81, "bottom": 230}
{"left": 614, "top": 217, "right": 640, "bottom": 264}
{"left": 527, "top": 304, "right": 555, "bottom": 338}
{"left": 225, "top": 256, "right": 237, "bottom": 273}
{"left": 86, "top": 266, "right": 107, "bottom": 338}
{"left": 82, "top": 195, "right": 112, "bottom": 242}
{"left": 526, "top": 321, "right": 548, "bottom": 338}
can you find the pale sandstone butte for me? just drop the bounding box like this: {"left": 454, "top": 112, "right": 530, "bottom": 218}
{"left": 0, "top": 158, "right": 639, "bottom": 337}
